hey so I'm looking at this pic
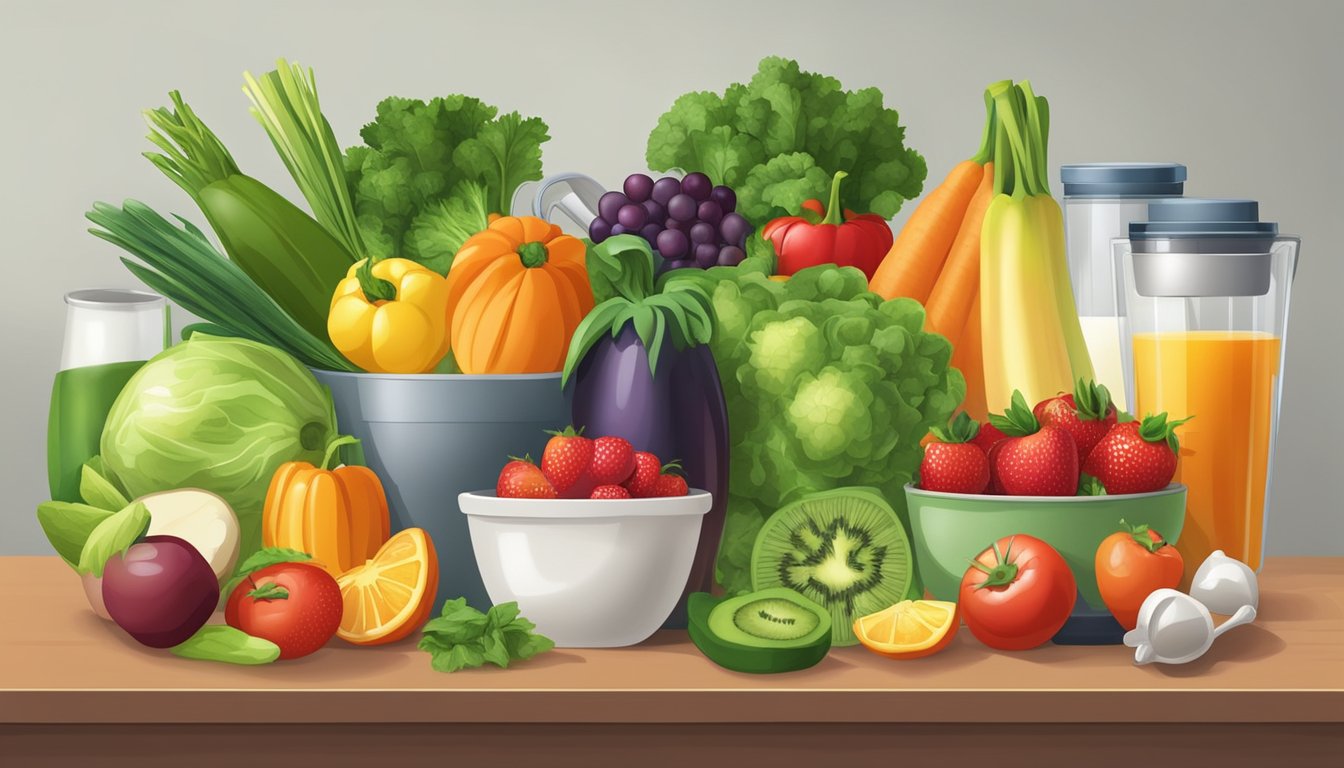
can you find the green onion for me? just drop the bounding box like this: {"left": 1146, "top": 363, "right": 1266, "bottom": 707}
{"left": 86, "top": 201, "right": 358, "bottom": 372}
{"left": 243, "top": 59, "right": 366, "bottom": 260}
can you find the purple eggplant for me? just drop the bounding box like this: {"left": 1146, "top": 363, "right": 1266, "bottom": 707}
{"left": 563, "top": 235, "right": 728, "bottom": 628}
{"left": 570, "top": 326, "right": 729, "bottom": 627}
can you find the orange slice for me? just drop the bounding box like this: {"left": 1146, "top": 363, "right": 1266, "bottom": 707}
{"left": 336, "top": 527, "right": 438, "bottom": 645}
{"left": 854, "top": 600, "right": 959, "bottom": 659}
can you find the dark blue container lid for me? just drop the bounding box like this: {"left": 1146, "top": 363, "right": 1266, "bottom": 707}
{"left": 1061, "top": 163, "right": 1187, "bottom": 198}
{"left": 1130, "top": 198, "right": 1278, "bottom": 240}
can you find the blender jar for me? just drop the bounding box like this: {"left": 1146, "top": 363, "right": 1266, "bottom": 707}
{"left": 1061, "top": 163, "right": 1186, "bottom": 410}
{"left": 1116, "top": 199, "right": 1298, "bottom": 584}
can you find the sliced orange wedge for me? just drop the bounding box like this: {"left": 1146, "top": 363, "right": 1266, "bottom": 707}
{"left": 336, "top": 527, "right": 438, "bottom": 646}
{"left": 854, "top": 599, "right": 959, "bottom": 659}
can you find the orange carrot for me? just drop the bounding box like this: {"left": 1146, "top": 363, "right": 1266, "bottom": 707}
{"left": 951, "top": 292, "right": 988, "bottom": 422}
{"left": 868, "top": 160, "right": 982, "bottom": 302}
{"left": 925, "top": 162, "right": 994, "bottom": 345}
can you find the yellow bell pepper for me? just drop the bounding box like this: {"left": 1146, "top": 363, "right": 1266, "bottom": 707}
{"left": 328, "top": 258, "right": 451, "bottom": 373}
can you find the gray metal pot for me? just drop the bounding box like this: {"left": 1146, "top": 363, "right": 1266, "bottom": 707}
{"left": 312, "top": 369, "right": 570, "bottom": 610}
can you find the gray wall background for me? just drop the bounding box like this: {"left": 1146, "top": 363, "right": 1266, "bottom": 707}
{"left": 2, "top": 0, "right": 1340, "bottom": 555}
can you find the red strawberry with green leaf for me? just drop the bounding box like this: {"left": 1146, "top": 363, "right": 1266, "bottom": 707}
{"left": 497, "top": 456, "right": 557, "bottom": 499}
{"left": 653, "top": 466, "right": 689, "bottom": 497}
{"left": 1083, "top": 413, "right": 1192, "bottom": 495}
{"left": 1033, "top": 380, "right": 1118, "bottom": 464}
{"left": 542, "top": 426, "right": 595, "bottom": 499}
{"left": 623, "top": 451, "right": 663, "bottom": 498}
{"left": 987, "top": 391, "right": 1080, "bottom": 497}
{"left": 919, "top": 413, "right": 990, "bottom": 494}
{"left": 590, "top": 436, "right": 637, "bottom": 485}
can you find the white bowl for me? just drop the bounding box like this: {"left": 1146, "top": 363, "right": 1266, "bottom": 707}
{"left": 459, "top": 490, "right": 712, "bottom": 647}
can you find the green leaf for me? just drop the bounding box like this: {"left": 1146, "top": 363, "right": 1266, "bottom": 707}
{"left": 247, "top": 582, "right": 290, "bottom": 600}
{"left": 77, "top": 501, "right": 151, "bottom": 577}
{"left": 1078, "top": 473, "right": 1107, "bottom": 496}
{"left": 560, "top": 299, "right": 634, "bottom": 388}
{"left": 987, "top": 390, "right": 1039, "bottom": 437}
{"left": 929, "top": 412, "right": 980, "bottom": 444}
{"left": 406, "top": 180, "right": 491, "bottom": 275}
{"left": 589, "top": 235, "right": 656, "bottom": 303}
{"left": 80, "top": 463, "right": 129, "bottom": 511}
{"left": 420, "top": 596, "right": 552, "bottom": 673}
{"left": 480, "top": 630, "right": 512, "bottom": 669}
{"left": 739, "top": 153, "right": 832, "bottom": 225}
{"left": 171, "top": 625, "right": 280, "bottom": 665}
{"left": 453, "top": 112, "right": 551, "bottom": 215}
{"left": 486, "top": 601, "right": 522, "bottom": 631}
{"left": 1073, "top": 379, "right": 1113, "bottom": 421}
{"left": 36, "top": 501, "right": 116, "bottom": 568}
{"left": 221, "top": 547, "right": 312, "bottom": 599}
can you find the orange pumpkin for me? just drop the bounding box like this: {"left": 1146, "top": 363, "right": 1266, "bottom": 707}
{"left": 446, "top": 216, "right": 595, "bottom": 374}
{"left": 262, "top": 436, "right": 391, "bottom": 578}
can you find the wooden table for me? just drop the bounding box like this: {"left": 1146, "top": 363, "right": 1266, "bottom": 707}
{"left": 2, "top": 556, "right": 1341, "bottom": 766}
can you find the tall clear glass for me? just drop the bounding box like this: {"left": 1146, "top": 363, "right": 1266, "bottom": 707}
{"left": 47, "top": 289, "right": 168, "bottom": 503}
{"left": 1117, "top": 236, "right": 1297, "bottom": 583}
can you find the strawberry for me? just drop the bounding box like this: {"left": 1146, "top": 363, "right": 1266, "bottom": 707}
{"left": 623, "top": 451, "right": 663, "bottom": 498}
{"left": 541, "top": 426, "right": 595, "bottom": 499}
{"left": 987, "top": 391, "right": 1079, "bottom": 496}
{"left": 496, "top": 456, "right": 557, "bottom": 499}
{"left": 590, "top": 484, "right": 632, "bottom": 500}
{"left": 1083, "top": 413, "right": 1191, "bottom": 495}
{"left": 590, "top": 436, "right": 637, "bottom": 485}
{"left": 919, "top": 413, "right": 990, "bottom": 494}
{"left": 1033, "top": 380, "right": 1118, "bottom": 463}
{"left": 653, "top": 470, "right": 689, "bottom": 498}
{"left": 985, "top": 441, "right": 1008, "bottom": 494}
{"left": 971, "top": 420, "right": 1008, "bottom": 455}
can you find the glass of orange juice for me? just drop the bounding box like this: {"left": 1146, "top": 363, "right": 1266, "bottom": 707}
{"left": 1117, "top": 199, "right": 1297, "bottom": 588}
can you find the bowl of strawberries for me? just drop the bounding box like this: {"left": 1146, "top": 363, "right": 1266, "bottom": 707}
{"left": 906, "top": 382, "right": 1191, "bottom": 627}
{"left": 458, "top": 429, "right": 711, "bottom": 648}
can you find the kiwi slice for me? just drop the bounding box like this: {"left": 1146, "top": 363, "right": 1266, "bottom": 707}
{"left": 750, "top": 487, "right": 915, "bottom": 646}
{"left": 688, "top": 589, "right": 831, "bottom": 674}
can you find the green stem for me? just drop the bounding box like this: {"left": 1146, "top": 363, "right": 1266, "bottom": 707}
{"left": 821, "top": 171, "right": 848, "bottom": 225}
{"left": 518, "top": 241, "right": 549, "bottom": 268}
{"left": 989, "top": 82, "right": 1034, "bottom": 198}
{"left": 1121, "top": 519, "right": 1168, "bottom": 554}
{"left": 1019, "top": 81, "right": 1050, "bottom": 196}
{"left": 320, "top": 435, "right": 360, "bottom": 470}
{"left": 972, "top": 84, "right": 1007, "bottom": 165}
{"left": 356, "top": 258, "right": 396, "bottom": 303}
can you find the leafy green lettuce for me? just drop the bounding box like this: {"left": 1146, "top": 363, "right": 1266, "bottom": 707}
{"left": 647, "top": 57, "right": 927, "bottom": 225}
{"left": 343, "top": 96, "right": 549, "bottom": 271}
{"left": 665, "top": 262, "right": 964, "bottom": 596}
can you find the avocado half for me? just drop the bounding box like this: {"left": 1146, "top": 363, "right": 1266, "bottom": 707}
{"left": 687, "top": 588, "right": 832, "bottom": 674}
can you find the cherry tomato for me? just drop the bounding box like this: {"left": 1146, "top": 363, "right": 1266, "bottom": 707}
{"left": 1095, "top": 521, "right": 1184, "bottom": 630}
{"left": 225, "top": 562, "right": 343, "bottom": 660}
{"left": 959, "top": 534, "right": 1076, "bottom": 650}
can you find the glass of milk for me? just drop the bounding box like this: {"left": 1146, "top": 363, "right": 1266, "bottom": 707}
{"left": 1060, "top": 164, "right": 1186, "bottom": 411}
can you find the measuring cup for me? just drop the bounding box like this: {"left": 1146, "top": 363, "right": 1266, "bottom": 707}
{"left": 1123, "top": 588, "right": 1257, "bottom": 665}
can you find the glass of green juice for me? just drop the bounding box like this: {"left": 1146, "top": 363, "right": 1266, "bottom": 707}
{"left": 48, "top": 289, "right": 169, "bottom": 502}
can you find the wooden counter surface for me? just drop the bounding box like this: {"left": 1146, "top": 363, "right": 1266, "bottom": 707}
{"left": 2, "top": 556, "right": 1341, "bottom": 766}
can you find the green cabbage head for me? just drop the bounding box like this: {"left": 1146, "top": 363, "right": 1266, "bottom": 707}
{"left": 101, "top": 334, "right": 341, "bottom": 563}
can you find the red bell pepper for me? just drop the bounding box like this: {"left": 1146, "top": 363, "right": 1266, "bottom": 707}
{"left": 761, "top": 171, "right": 894, "bottom": 279}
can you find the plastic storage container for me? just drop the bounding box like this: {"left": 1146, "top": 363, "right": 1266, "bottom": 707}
{"left": 1116, "top": 198, "right": 1298, "bottom": 587}
{"left": 312, "top": 370, "right": 570, "bottom": 610}
{"left": 1061, "top": 163, "right": 1186, "bottom": 410}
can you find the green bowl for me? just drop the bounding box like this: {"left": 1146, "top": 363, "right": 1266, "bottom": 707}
{"left": 906, "top": 483, "right": 1186, "bottom": 610}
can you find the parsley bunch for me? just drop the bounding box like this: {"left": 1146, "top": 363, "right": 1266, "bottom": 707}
{"left": 419, "top": 598, "right": 554, "bottom": 673}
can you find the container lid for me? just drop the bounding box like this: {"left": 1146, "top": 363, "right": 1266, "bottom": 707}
{"left": 1129, "top": 199, "right": 1278, "bottom": 241}
{"left": 1060, "top": 163, "right": 1186, "bottom": 198}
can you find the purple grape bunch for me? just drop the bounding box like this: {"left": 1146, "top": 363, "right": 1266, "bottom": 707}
{"left": 589, "top": 172, "right": 752, "bottom": 269}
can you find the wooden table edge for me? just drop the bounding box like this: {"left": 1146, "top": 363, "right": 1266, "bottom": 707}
{"left": 3, "top": 688, "right": 1341, "bottom": 725}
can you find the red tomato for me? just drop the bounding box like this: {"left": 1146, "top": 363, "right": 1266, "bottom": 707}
{"left": 225, "top": 562, "right": 343, "bottom": 660}
{"left": 1095, "top": 522, "right": 1184, "bottom": 630}
{"left": 959, "top": 534, "right": 1076, "bottom": 650}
